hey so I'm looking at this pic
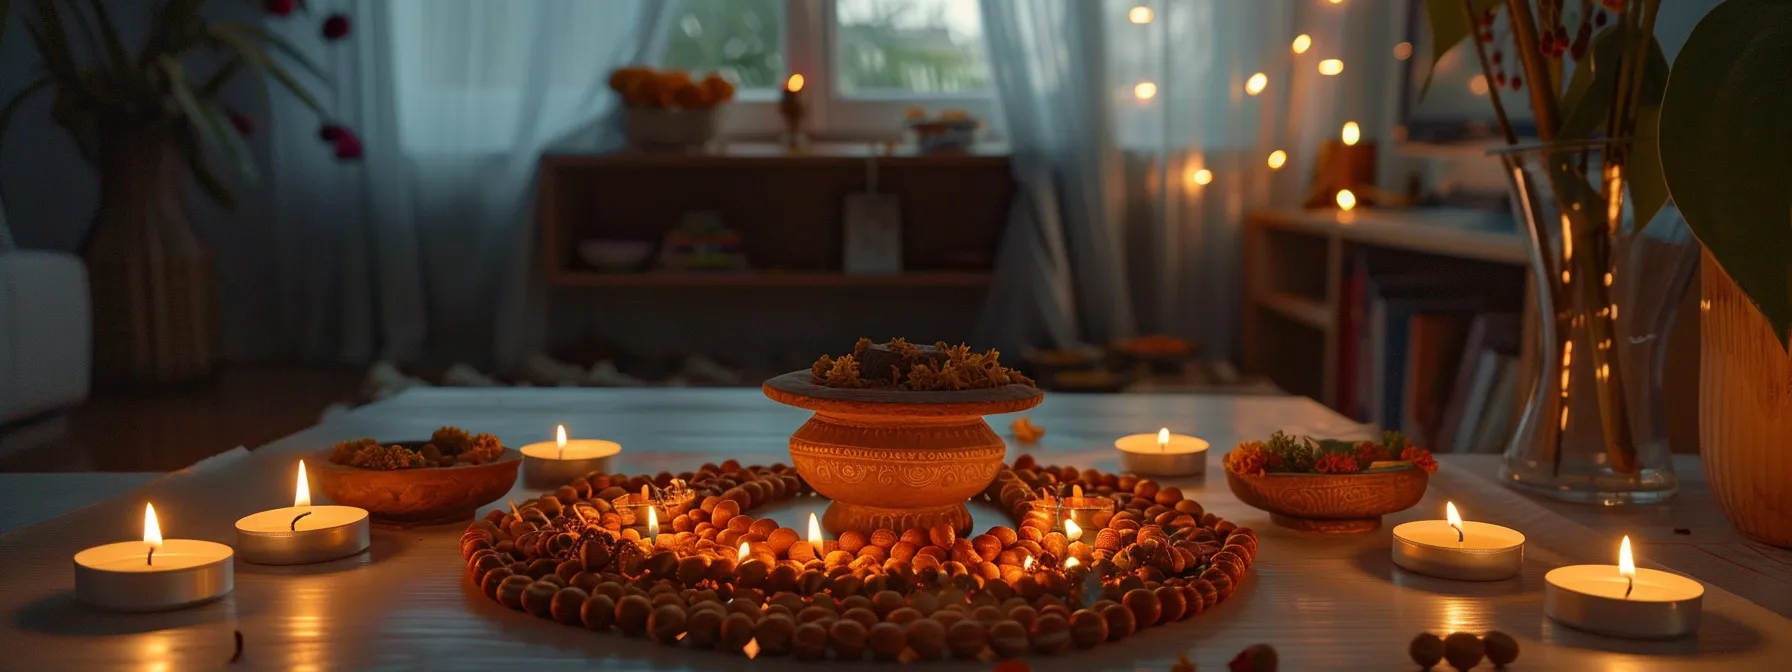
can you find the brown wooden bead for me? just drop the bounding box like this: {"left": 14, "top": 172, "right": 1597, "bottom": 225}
{"left": 869, "top": 528, "right": 899, "bottom": 549}
{"left": 787, "top": 540, "right": 817, "bottom": 564}
{"left": 971, "top": 604, "right": 1004, "bottom": 623}
{"left": 754, "top": 614, "right": 797, "bottom": 656}
{"left": 1444, "top": 633, "right": 1484, "bottom": 671}
{"left": 720, "top": 612, "right": 756, "bottom": 653}
{"left": 648, "top": 604, "right": 686, "bottom": 644}
{"left": 989, "top": 526, "right": 1019, "bottom": 546}
{"left": 869, "top": 590, "right": 905, "bottom": 617}
{"left": 1031, "top": 612, "right": 1071, "bottom": 654}
{"left": 1101, "top": 602, "right": 1136, "bottom": 640}
{"left": 550, "top": 587, "right": 588, "bottom": 625}
{"left": 497, "top": 574, "right": 531, "bottom": 610}
{"left": 927, "top": 523, "right": 957, "bottom": 548}
{"left": 987, "top": 620, "right": 1029, "bottom": 658}
{"left": 1042, "top": 532, "right": 1070, "bottom": 560}
{"left": 680, "top": 607, "right": 722, "bottom": 648}
{"left": 857, "top": 545, "right": 889, "bottom": 563}
{"left": 842, "top": 606, "right": 880, "bottom": 629}
{"left": 1155, "top": 585, "right": 1188, "bottom": 622}
{"left": 580, "top": 593, "right": 616, "bottom": 630}
{"left": 889, "top": 541, "right": 919, "bottom": 563}
{"left": 767, "top": 528, "right": 801, "bottom": 555}
{"left": 886, "top": 606, "right": 923, "bottom": 625}
{"left": 1069, "top": 608, "right": 1106, "bottom": 648}
{"left": 829, "top": 618, "right": 869, "bottom": 660}
{"left": 615, "top": 594, "right": 654, "bottom": 635}
{"left": 906, "top": 616, "right": 947, "bottom": 659}
{"left": 836, "top": 530, "right": 868, "bottom": 553}
{"left": 786, "top": 621, "right": 827, "bottom": 660}
{"left": 824, "top": 550, "right": 855, "bottom": 568}
{"left": 895, "top": 527, "right": 925, "bottom": 547}
{"left": 943, "top": 617, "right": 984, "bottom": 658}
{"left": 867, "top": 621, "right": 908, "bottom": 661}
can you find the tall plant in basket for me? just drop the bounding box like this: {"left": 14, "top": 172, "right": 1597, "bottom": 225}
{"left": 1420, "top": 0, "right": 1690, "bottom": 504}
{"left": 0, "top": 0, "right": 360, "bottom": 388}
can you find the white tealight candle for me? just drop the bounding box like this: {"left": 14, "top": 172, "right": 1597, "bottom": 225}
{"left": 1545, "top": 536, "right": 1704, "bottom": 639}
{"left": 1116, "top": 428, "right": 1209, "bottom": 476}
{"left": 520, "top": 424, "right": 621, "bottom": 489}
{"left": 235, "top": 461, "right": 371, "bottom": 565}
{"left": 74, "top": 503, "right": 234, "bottom": 612}
{"left": 1391, "top": 502, "right": 1524, "bottom": 581}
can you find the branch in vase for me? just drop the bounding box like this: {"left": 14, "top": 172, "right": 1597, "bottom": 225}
{"left": 1506, "top": 0, "right": 1562, "bottom": 139}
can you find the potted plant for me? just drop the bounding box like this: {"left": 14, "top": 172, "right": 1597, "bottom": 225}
{"left": 1657, "top": 0, "right": 1792, "bottom": 547}
{"left": 1420, "top": 0, "right": 1689, "bottom": 504}
{"left": 0, "top": 0, "right": 360, "bottom": 388}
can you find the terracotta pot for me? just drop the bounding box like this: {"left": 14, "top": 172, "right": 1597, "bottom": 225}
{"left": 1698, "top": 249, "right": 1792, "bottom": 547}
{"left": 86, "top": 122, "right": 217, "bottom": 389}
{"left": 310, "top": 444, "right": 522, "bottom": 528}
{"left": 763, "top": 371, "right": 1042, "bottom": 536}
{"left": 1225, "top": 467, "right": 1429, "bottom": 533}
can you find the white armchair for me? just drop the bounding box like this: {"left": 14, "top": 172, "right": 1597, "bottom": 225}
{"left": 0, "top": 211, "right": 91, "bottom": 424}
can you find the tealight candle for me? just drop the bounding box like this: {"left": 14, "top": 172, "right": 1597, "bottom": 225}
{"left": 807, "top": 513, "right": 837, "bottom": 554}
{"left": 1031, "top": 484, "right": 1115, "bottom": 534}
{"left": 74, "top": 503, "right": 234, "bottom": 611}
{"left": 1391, "top": 502, "right": 1524, "bottom": 581}
{"left": 520, "top": 425, "right": 621, "bottom": 490}
{"left": 1116, "top": 428, "right": 1209, "bottom": 477}
{"left": 1545, "top": 536, "right": 1703, "bottom": 639}
{"left": 613, "top": 483, "right": 696, "bottom": 534}
{"left": 235, "top": 461, "right": 371, "bottom": 565}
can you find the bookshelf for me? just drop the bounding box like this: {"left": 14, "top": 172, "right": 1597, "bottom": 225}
{"left": 1240, "top": 207, "right": 1699, "bottom": 453}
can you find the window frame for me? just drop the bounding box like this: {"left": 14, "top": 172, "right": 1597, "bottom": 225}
{"left": 714, "top": 0, "right": 999, "bottom": 142}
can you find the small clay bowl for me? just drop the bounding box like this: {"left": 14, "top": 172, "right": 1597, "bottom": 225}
{"left": 310, "top": 442, "right": 521, "bottom": 528}
{"left": 1225, "top": 466, "right": 1429, "bottom": 533}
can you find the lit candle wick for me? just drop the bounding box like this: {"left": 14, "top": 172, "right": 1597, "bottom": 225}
{"left": 1445, "top": 502, "right": 1466, "bottom": 545}
{"left": 1624, "top": 575, "right": 1634, "bottom": 600}
{"left": 1618, "top": 535, "right": 1637, "bottom": 600}
{"left": 556, "top": 424, "right": 567, "bottom": 461}
{"left": 290, "top": 511, "right": 313, "bottom": 532}
{"left": 146, "top": 546, "right": 155, "bottom": 566}
{"left": 1157, "top": 428, "right": 1170, "bottom": 454}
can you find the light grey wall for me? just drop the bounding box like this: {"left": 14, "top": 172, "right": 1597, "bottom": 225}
{"left": 0, "top": 1, "right": 282, "bottom": 360}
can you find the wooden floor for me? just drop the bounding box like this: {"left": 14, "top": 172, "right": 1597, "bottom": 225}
{"left": 0, "top": 365, "right": 364, "bottom": 472}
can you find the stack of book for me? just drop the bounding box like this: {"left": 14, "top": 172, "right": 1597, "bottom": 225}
{"left": 1336, "top": 250, "right": 1524, "bottom": 453}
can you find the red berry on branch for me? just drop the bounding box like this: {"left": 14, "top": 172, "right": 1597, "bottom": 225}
{"left": 322, "top": 14, "right": 352, "bottom": 40}
{"left": 227, "top": 109, "right": 254, "bottom": 136}
{"left": 265, "top": 0, "right": 295, "bottom": 16}
{"left": 333, "top": 131, "right": 364, "bottom": 161}
{"left": 1510, "top": 76, "right": 1522, "bottom": 91}
{"left": 318, "top": 124, "right": 348, "bottom": 142}
{"left": 1492, "top": 50, "right": 1503, "bottom": 65}
{"left": 1496, "top": 73, "right": 1508, "bottom": 87}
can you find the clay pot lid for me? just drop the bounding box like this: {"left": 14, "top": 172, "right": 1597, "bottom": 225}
{"left": 762, "top": 370, "right": 1042, "bottom": 416}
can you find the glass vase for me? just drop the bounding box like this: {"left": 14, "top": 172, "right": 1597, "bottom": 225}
{"left": 1496, "top": 141, "right": 1696, "bottom": 505}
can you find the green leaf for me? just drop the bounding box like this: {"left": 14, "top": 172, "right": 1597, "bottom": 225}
{"left": 1630, "top": 105, "right": 1668, "bottom": 232}
{"left": 1660, "top": 0, "right": 1792, "bottom": 348}
{"left": 207, "top": 26, "right": 328, "bottom": 118}
{"left": 85, "top": 0, "right": 134, "bottom": 75}
{"left": 214, "top": 22, "right": 332, "bottom": 85}
{"left": 1558, "top": 29, "right": 1668, "bottom": 141}
{"left": 174, "top": 126, "right": 237, "bottom": 211}
{"left": 0, "top": 76, "right": 52, "bottom": 155}
{"left": 1419, "top": 0, "right": 1502, "bottom": 100}
{"left": 159, "top": 55, "right": 255, "bottom": 181}
{"left": 196, "top": 58, "right": 243, "bottom": 99}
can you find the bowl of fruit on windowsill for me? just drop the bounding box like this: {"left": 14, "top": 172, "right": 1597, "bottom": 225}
{"left": 310, "top": 426, "right": 521, "bottom": 528}
{"left": 610, "top": 67, "right": 736, "bottom": 152}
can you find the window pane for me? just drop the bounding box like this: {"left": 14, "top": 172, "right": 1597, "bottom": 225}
{"left": 660, "top": 0, "right": 787, "bottom": 90}
{"left": 834, "top": 0, "right": 991, "bottom": 95}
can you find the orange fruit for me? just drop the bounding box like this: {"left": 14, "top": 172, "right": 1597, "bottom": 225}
{"left": 700, "top": 73, "right": 736, "bottom": 103}
{"left": 608, "top": 67, "right": 649, "bottom": 94}
{"left": 673, "top": 82, "right": 710, "bottom": 109}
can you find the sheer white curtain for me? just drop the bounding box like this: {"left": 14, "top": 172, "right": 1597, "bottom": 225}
{"left": 978, "top": 0, "right": 1389, "bottom": 361}
{"left": 266, "top": 0, "right": 669, "bottom": 366}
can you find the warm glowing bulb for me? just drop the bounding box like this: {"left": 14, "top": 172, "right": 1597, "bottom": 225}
{"left": 1318, "top": 59, "right": 1344, "bottom": 76}
{"left": 808, "top": 513, "right": 823, "bottom": 547}
{"left": 1393, "top": 41, "right": 1413, "bottom": 60}
{"left": 647, "top": 506, "right": 659, "bottom": 540}
{"left": 1128, "top": 6, "right": 1154, "bottom": 24}
{"left": 1468, "top": 74, "right": 1489, "bottom": 95}
{"left": 1336, "top": 189, "right": 1358, "bottom": 211}
{"left": 143, "top": 503, "right": 163, "bottom": 546}
{"left": 1157, "top": 428, "right": 1170, "bottom": 451}
{"left": 1618, "top": 536, "right": 1635, "bottom": 578}
{"left": 1133, "top": 81, "right": 1158, "bottom": 100}
{"left": 1446, "top": 502, "right": 1463, "bottom": 530}
{"left": 1329, "top": 0, "right": 1343, "bottom": 4}
{"left": 1292, "top": 34, "right": 1312, "bottom": 54}
{"left": 738, "top": 541, "right": 750, "bottom": 562}
{"left": 1245, "top": 72, "right": 1268, "bottom": 96}
{"left": 786, "top": 74, "right": 805, "bottom": 92}
{"left": 1188, "top": 168, "right": 1213, "bottom": 186}
{"left": 1065, "top": 557, "right": 1080, "bottom": 569}
{"left": 1267, "top": 150, "right": 1287, "bottom": 170}
{"left": 1342, "top": 121, "right": 1361, "bottom": 146}
{"left": 295, "top": 460, "right": 312, "bottom": 508}
{"left": 1023, "top": 555, "right": 1035, "bottom": 571}
{"left": 1065, "top": 519, "right": 1083, "bottom": 542}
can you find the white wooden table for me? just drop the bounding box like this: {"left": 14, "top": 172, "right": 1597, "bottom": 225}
{"left": 1, "top": 388, "right": 1789, "bottom": 671}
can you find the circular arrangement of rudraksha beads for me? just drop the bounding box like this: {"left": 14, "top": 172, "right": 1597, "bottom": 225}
{"left": 459, "top": 455, "right": 1257, "bottom": 662}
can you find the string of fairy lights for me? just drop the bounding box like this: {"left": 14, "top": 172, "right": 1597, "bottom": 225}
{"left": 1120, "top": 0, "right": 1418, "bottom": 211}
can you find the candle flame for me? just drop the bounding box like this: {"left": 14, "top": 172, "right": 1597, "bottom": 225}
{"left": 808, "top": 513, "right": 823, "bottom": 547}
{"left": 1158, "top": 428, "right": 1170, "bottom": 453}
{"left": 785, "top": 74, "right": 804, "bottom": 92}
{"left": 738, "top": 541, "right": 750, "bottom": 562}
{"left": 1292, "top": 34, "right": 1312, "bottom": 54}
{"left": 295, "top": 460, "right": 312, "bottom": 508}
{"left": 1072, "top": 484, "right": 1083, "bottom": 499}
{"left": 640, "top": 484, "right": 650, "bottom": 501}
{"left": 556, "top": 425, "right": 567, "bottom": 459}
{"left": 1336, "top": 189, "right": 1358, "bottom": 211}
{"left": 1023, "top": 555, "right": 1035, "bottom": 571}
{"left": 143, "top": 503, "right": 163, "bottom": 547}
{"left": 647, "top": 506, "right": 659, "bottom": 541}
{"left": 1245, "top": 72, "right": 1268, "bottom": 96}
{"left": 1445, "top": 502, "right": 1462, "bottom": 528}
{"left": 1618, "top": 535, "right": 1635, "bottom": 578}
{"left": 1342, "top": 121, "right": 1361, "bottom": 146}
{"left": 1065, "top": 556, "right": 1080, "bottom": 569}
{"left": 1065, "top": 519, "right": 1083, "bottom": 542}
